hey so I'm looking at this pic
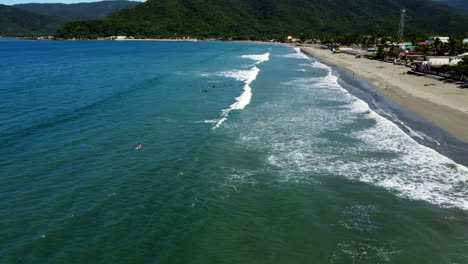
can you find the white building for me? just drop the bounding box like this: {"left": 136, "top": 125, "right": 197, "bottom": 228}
{"left": 426, "top": 36, "right": 449, "bottom": 44}
{"left": 424, "top": 56, "right": 462, "bottom": 66}
{"left": 115, "top": 36, "right": 127, "bottom": 40}
{"left": 463, "top": 38, "right": 468, "bottom": 45}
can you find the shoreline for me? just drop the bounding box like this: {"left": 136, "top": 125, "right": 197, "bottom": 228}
{"left": 4, "top": 37, "right": 467, "bottom": 150}
{"left": 299, "top": 45, "right": 468, "bottom": 143}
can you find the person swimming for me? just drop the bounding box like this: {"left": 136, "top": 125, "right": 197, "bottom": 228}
{"left": 135, "top": 144, "right": 142, "bottom": 150}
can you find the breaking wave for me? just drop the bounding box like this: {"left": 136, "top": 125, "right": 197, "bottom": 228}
{"left": 277, "top": 47, "right": 309, "bottom": 59}
{"left": 240, "top": 52, "right": 270, "bottom": 64}
{"left": 211, "top": 52, "right": 270, "bottom": 129}
{"left": 213, "top": 67, "right": 260, "bottom": 129}
{"left": 236, "top": 55, "right": 468, "bottom": 210}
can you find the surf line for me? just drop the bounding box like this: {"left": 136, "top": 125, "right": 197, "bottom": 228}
{"left": 310, "top": 59, "right": 468, "bottom": 210}
{"left": 213, "top": 52, "right": 270, "bottom": 129}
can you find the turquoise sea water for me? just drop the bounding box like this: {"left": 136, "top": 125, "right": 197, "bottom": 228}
{"left": 1, "top": 39, "right": 467, "bottom": 263}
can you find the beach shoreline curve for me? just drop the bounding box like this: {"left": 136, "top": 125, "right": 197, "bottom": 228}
{"left": 299, "top": 45, "right": 468, "bottom": 143}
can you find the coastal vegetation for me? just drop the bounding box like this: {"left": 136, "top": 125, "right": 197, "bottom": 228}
{"left": 317, "top": 33, "right": 468, "bottom": 55}
{"left": 56, "top": 0, "right": 468, "bottom": 39}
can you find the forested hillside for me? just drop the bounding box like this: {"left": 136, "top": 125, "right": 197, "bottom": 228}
{"left": 1, "top": 1, "right": 141, "bottom": 36}
{"left": 435, "top": 0, "right": 468, "bottom": 14}
{"left": 14, "top": 1, "right": 141, "bottom": 21}
{"left": 0, "top": 4, "right": 63, "bottom": 36}
{"left": 56, "top": 0, "right": 468, "bottom": 39}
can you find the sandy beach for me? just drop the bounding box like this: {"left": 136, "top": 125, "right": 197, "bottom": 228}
{"left": 300, "top": 45, "right": 468, "bottom": 142}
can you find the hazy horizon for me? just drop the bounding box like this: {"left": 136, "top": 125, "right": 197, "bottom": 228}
{"left": 3, "top": 0, "right": 143, "bottom": 5}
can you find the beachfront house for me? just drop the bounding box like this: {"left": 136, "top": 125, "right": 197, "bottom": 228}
{"left": 398, "top": 42, "right": 412, "bottom": 48}
{"left": 417, "top": 56, "right": 462, "bottom": 72}
{"left": 426, "top": 36, "right": 449, "bottom": 44}
{"left": 424, "top": 56, "right": 462, "bottom": 66}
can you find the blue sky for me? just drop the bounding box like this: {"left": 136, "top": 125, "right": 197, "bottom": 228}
{"left": 4, "top": 0, "right": 143, "bottom": 5}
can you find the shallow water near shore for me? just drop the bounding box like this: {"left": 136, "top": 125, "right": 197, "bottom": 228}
{"left": 1, "top": 39, "right": 467, "bottom": 263}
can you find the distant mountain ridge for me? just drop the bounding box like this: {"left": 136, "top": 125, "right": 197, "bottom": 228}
{"left": 0, "top": 4, "right": 62, "bottom": 36}
{"left": 14, "top": 1, "right": 141, "bottom": 21}
{"left": 57, "top": 0, "right": 468, "bottom": 39}
{"left": 0, "top": 1, "right": 141, "bottom": 36}
{"left": 434, "top": 0, "right": 468, "bottom": 14}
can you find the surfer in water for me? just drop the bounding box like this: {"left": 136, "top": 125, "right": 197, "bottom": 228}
{"left": 135, "top": 143, "right": 142, "bottom": 150}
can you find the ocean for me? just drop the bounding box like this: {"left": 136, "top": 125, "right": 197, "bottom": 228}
{"left": 0, "top": 38, "right": 467, "bottom": 263}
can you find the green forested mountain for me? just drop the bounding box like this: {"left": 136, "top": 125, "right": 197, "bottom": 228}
{"left": 0, "top": 1, "right": 141, "bottom": 36}
{"left": 14, "top": 1, "right": 141, "bottom": 21}
{"left": 56, "top": 0, "right": 468, "bottom": 39}
{"left": 0, "top": 4, "right": 63, "bottom": 36}
{"left": 435, "top": 0, "right": 468, "bottom": 14}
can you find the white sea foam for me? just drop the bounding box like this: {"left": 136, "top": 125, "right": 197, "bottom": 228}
{"left": 213, "top": 66, "right": 260, "bottom": 129}
{"left": 311, "top": 60, "right": 332, "bottom": 70}
{"left": 346, "top": 104, "right": 468, "bottom": 209}
{"left": 210, "top": 52, "right": 270, "bottom": 129}
{"left": 218, "top": 68, "right": 258, "bottom": 82}
{"left": 232, "top": 60, "right": 468, "bottom": 210}
{"left": 349, "top": 99, "right": 371, "bottom": 114}
{"left": 342, "top": 90, "right": 467, "bottom": 209}
{"left": 240, "top": 52, "right": 270, "bottom": 64}
{"left": 336, "top": 74, "right": 468, "bottom": 209}
{"left": 277, "top": 47, "right": 309, "bottom": 59}
{"left": 196, "top": 119, "right": 218, "bottom": 124}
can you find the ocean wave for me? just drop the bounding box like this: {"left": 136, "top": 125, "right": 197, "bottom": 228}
{"left": 333, "top": 79, "right": 468, "bottom": 209}
{"left": 333, "top": 74, "right": 468, "bottom": 209}
{"left": 240, "top": 52, "right": 270, "bottom": 64}
{"left": 236, "top": 63, "right": 468, "bottom": 210}
{"left": 276, "top": 47, "right": 309, "bottom": 59}
{"left": 213, "top": 66, "right": 260, "bottom": 129}
{"left": 348, "top": 104, "right": 468, "bottom": 209}
{"left": 195, "top": 119, "right": 218, "bottom": 124}
{"left": 211, "top": 52, "right": 270, "bottom": 129}
{"left": 311, "top": 60, "right": 332, "bottom": 71}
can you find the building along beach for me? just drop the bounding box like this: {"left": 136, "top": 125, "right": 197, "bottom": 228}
{"left": 300, "top": 45, "right": 468, "bottom": 142}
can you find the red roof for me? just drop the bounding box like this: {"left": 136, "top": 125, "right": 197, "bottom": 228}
{"left": 418, "top": 42, "right": 431, "bottom": 46}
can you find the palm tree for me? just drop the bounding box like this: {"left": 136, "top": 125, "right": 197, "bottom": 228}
{"left": 370, "top": 34, "right": 377, "bottom": 47}
{"left": 447, "top": 37, "right": 457, "bottom": 56}
{"left": 432, "top": 37, "right": 443, "bottom": 56}
{"left": 377, "top": 37, "right": 388, "bottom": 60}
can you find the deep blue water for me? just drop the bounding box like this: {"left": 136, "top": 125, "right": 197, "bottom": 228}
{"left": 1, "top": 39, "right": 467, "bottom": 263}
